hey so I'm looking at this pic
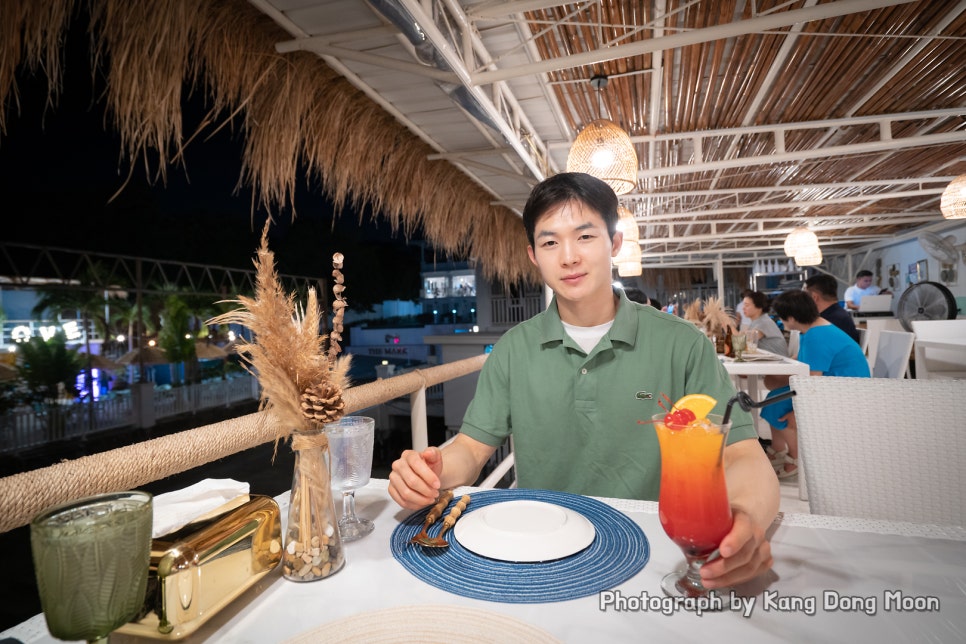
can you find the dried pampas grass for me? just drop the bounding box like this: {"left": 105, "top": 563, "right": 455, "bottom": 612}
{"left": 702, "top": 296, "right": 736, "bottom": 335}
{"left": 208, "top": 223, "right": 351, "bottom": 444}
{"left": 683, "top": 300, "right": 704, "bottom": 324}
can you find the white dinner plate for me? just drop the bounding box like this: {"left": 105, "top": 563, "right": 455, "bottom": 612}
{"left": 740, "top": 352, "right": 783, "bottom": 361}
{"left": 453, "top": 500, "right": 596, "bottom": 562}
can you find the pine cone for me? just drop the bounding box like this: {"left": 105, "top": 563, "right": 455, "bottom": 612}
{"left": 300, "top": 381, "right": 345, "bottom": 426}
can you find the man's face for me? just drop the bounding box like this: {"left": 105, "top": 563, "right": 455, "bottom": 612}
{"left": 856, "top": 275, "right": 873, "bottom": 289}
{"left": 526, "top": 200, "right": 621, "bottom": 306}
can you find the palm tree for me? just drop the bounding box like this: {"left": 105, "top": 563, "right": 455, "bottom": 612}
{"left": 31, "top": 264, "right": 128, "bottom": 343}
{"left": 17, "top": 332, "right": 84, "bottom": 437}
{"left": 157, "top": 293, "right": 196, "bottom": 385}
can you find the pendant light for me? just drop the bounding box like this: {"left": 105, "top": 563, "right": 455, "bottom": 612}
{"left": 567, "top": 75, "right": 638, "bottom": 195}
{"left": 940, "top": 174, "right": 966, "bottom": 219}
{"left": 614, "top": 240, "right": 642, "bottom": 276}
{"left": 617, "top": 206, "right": 639, "bottom": 242}
{"left": 783, "top": 226, "right": 819, "bottom": 257}
{"left": 795, "top": 246, "right": 823, "bottom": 267}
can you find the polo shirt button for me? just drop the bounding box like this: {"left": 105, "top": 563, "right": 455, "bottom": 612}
{"left": 580, "top": 368, "right": 588, "bottom": 375}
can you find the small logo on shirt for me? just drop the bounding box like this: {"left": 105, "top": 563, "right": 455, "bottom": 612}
{"left": 635, "top": 391, "right": 653, "bottom": 400}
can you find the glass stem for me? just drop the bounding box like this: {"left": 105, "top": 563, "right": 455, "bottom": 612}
{"left": 342, "top": 490, "right": 357, "bottom": 521}
{"left": 674, "top": 554, "right": 711, "bottom": 596}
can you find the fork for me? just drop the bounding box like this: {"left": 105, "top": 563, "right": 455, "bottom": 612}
{"left": 408, "top": 489, "right": 453, "bottom": 545}
{"left": 417, "top": 494, "right": 471, "bottom": 548}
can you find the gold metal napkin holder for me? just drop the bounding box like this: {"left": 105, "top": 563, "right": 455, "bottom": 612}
{"left": 117, "top": 494, "right": 282, "bottom": 640}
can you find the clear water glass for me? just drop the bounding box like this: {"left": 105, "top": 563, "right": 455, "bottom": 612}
{"left": 325, "top": 416, "right": 375, "bottom": 541}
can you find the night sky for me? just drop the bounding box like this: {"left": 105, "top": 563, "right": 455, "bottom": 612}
{"left": 0, "top": 23, "right": 428, "bottom": 309}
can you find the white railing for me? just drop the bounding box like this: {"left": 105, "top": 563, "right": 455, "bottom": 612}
{"left": 0, "top": 375, "right": 258, "bottom": 453}
{"left": 490, "top": 294, "right": 543, "bottom": 326}
{"left": 0, "top": 397, "right": 133, "bottom": 452}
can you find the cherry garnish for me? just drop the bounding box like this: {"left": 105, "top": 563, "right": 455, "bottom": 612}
{"left": 663, "top": 408, "right": 696, "bottom": 429}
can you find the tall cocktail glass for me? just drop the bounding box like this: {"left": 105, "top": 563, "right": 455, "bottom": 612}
{"left": 653, "top": 413, "right": 732, "bottom": 599}
{"left": 30, "top": 490, "right": 153, "bottom": 643}
{"left": 326, "top": 416, "right": 376, "bottom": 541}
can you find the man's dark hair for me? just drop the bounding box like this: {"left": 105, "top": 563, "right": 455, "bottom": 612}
{"left": 521, "top": 172, "right": 619, "bottom": 247}
{"left": 745, "top": 290, "right": 769, "bottom": 311}
{"left": 855, "top": 269, "right": 874, "bottom": 279}
{"left": 772, "top": 289, "right": 820, "bottom": 324}
{"left": 623, "top": 287, "right": 648, "bottom": 305}
{"left": 805, "top": 274, "right": 838, "bottom": 300}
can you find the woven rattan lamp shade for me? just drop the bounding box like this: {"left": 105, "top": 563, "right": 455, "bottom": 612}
{"left": 783, "top": 226, "right": 819, "bottom": 257}
{"left": 795, "top": 246, "right": 823, "bottom": 266}
{"left": 617, "top": 206, "right": 639, "bottom": 242}
{"left": 614, "top": 240, "right": 642, "bottom": 276}
{"left": 567, "top": 119, "right": 638, "bottom": 195}
{"left": 940, "top": 174, "right": 966, "bottom": 219}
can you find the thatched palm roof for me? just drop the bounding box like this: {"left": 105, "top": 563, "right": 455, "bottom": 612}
{"left": 0, "top": 0, "right": 541, "bottom": 287}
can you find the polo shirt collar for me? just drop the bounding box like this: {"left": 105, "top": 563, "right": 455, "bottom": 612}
{"left": 539, "top": 289, "right": 639, "bottom": 349}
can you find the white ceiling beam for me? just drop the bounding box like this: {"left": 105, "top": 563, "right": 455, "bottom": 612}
{"left": 635, "top": 214, "right": 939, "bottom": 228}
{"left": 471, "top": 0, "right": 916, "bottom": 84}
{"left": 397, "top": 0, "right": 548, "bottom": 183}
{"left": 466, "top": 0, "right": 585, "bottom": 20}
{"left": 274, "top": 41, "right": 459, "bottom": 81}
{"left": 636, "top": 131, "right": 966, "bottom": 179}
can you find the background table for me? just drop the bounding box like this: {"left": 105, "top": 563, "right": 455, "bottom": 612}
{"left": 721, "top": 351, "right": 811, "bottom": 500}
{"left": 914, "top": 337, "right": 966, "bottom": 379}
{"left": 5, "top": 480, "right": 964, "bottom": 644}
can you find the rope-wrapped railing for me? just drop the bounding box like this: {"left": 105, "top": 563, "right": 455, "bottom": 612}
{"left": 0, "top": 354, "right": 487, "bottom": 533}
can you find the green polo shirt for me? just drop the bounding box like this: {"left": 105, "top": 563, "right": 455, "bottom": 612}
{"left": 460, "top": 290, "right": 756, "bottom": 500}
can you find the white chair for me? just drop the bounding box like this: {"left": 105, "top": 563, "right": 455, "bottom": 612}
{"left": 871, "top": 330, "right": 914, "bottom": 379}
{"left": 790, "top": 375, "right": 966, "bottom": 525}
{"left": 478, "top": 438, "right": 517, "bottom": 489}
{"left": 787, "top": 329, "right": 800, "bottom": 359}
{"left": 856, "top": 327, "right": 869, "bottom": 355}
{"left": 911, "top": 320, "right": 966, "bottom": 380}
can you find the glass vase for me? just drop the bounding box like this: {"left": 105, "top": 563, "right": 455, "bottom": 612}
{"left": 282, "top": 427, "right": 345, "bottom": 582}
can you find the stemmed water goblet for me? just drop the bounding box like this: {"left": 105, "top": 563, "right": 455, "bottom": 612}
{"left": 652, "top": 413, "right": 733, "bottom": 600}
{"left": 731, "top": 331, "right": 748, "bottom": 361}
{"left": 30, "top": 490, "right": 153, "bottom": 643}
{"left": 325, "top": 416, "right": 376, "bottom": 541}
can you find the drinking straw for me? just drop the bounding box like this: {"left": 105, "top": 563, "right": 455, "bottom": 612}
{"left": 722, "top": 389, "right": 797, "bottom": 426}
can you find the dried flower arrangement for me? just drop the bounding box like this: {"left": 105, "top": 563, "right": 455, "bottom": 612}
{"left": 702, "top": 296, "right": 737, "bottom": 337}
{"left": 683, "top": 299, "right": 704, "bottom": 325}
{"left": 209, "top": 224, "right": 351, "bottom": 581}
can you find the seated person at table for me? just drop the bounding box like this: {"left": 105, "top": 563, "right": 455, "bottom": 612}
{"left": 739, "top": 290, "right": 787, "bottom": 356}
{"left": 390, "top": 172, "right": 779, "bottom": 590}
{"left": 843, "top": 269, "right": 889, "bottom": 311}
{"left": 762, "top": 290, "right": 871, "bottom": 479}
{"left": 804, "top": 274, "right": 860, "bottom": 344}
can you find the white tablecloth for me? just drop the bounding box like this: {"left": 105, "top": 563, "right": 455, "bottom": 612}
{"left": 6, "top": 480, "right": 966, "bottom": 643}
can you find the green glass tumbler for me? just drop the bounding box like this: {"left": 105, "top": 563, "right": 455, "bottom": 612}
{"left": 30, "top": 490, "right": 153, "bottom": 643}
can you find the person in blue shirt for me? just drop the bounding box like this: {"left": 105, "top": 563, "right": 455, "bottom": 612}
{"left": 762, "top": 290, "right": 871, "bottom": 479}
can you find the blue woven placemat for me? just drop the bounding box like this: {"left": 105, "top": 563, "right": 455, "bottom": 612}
{"left": 390, "top": 489, "right": 649, "bottom": 603}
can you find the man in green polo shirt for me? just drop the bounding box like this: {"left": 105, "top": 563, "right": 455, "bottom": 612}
{"left": 389, "top": 172, "right": 779, "bottom": 590}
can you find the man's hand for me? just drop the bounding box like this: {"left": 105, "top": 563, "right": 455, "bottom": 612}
{"left": 699, "top": 509, "right": 773, "bottom": 589}
{"left": 388, "top": 447, "right": 443, "bottom": 510}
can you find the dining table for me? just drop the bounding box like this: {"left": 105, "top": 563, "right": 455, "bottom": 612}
{"left": 720, "top": 350, "right": 811, "bottom": 500}
{"left": 913, "top": 337, "right": 966, "bottom": 379}
{"left": 5, "top": 479, "right": 965, "bottom": 644}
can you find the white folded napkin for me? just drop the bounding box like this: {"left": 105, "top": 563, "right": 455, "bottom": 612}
{"left": 152, "top": 478, "right": 250, "bottom": 538}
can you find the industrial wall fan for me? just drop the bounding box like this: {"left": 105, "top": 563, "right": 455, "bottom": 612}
{"left": 896, "top": 281, "right": 958, "bottom": 331}
{"left": 919, "top": 231, "right": 959, "bottom": 284}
